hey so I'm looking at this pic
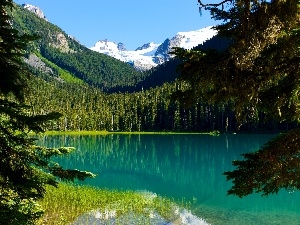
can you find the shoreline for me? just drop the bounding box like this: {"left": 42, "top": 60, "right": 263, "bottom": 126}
{"left": 42, "top": 130, "right": 220, "bottom": 136}
{"left": 37, "top": 129, "right": 284, "bottom": 136}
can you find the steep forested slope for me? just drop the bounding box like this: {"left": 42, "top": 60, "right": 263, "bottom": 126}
{"left": 27, "top": 76, "right": 238, "bottom": 132}
{"left": 13, "top": 3, "right": 231, "bottom": 93}
{"left": 26, "top": 74, "right": 292, "bottom": 133}
{"left": 12, "top": 4, "right": 145, "bottom": 91}
{"left": 108, "top": 58, "right": 181, "bottom": 93}
{"left": 14, "top": 3, "right": 292, "bottom": 133}
{"left": 109, "top": 35, "right": 232, "bottom": 93}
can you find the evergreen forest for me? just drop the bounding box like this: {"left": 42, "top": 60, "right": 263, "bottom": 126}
{"left": 2, "top": 1, "right": 300, "bottom": 224}
{"left": 14, "top": 3, "right": 294, "bottom": 133}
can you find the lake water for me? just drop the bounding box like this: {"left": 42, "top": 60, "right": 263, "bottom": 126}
{"left": 38, "top": 134, "right": 300, "bottom": 224}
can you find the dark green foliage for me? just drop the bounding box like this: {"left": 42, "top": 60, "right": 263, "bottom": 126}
{"left": 193, "top": 35, "right": 231, "bottom": 52}
{"left": 136, "top": 59, "right": 182, "bottom": 91}
{"left": 13, "top": 0, "right": 295, "bottom": 135}
{"left": 108, "top": 36, "right": 231, "bottom": 93}
{"left": 39, "top": 45, "right": 145, "bottom": 90}
{"left": 109, "top": 58, "right": 182, "bottom": 93}
{"left": 26, "top": 75, "right": 292, "bottom": 133}
{"left": 224, "top": 129, "right": 300, "bottom": 197}
{"left": 176, "top": 0, "right": 300, "bottom": 124}
{"left": 12, "top": 3, "right": 145, "bottom": 91}
{"left": 13, "top": 3, "right": 233, "bottom": 94}
{"left": 0, "top": 1, "right": 95, "bottom": 224}
{"left": 9, "top": 0, "right": 300, "bottom": 201}
{"left": 0, "top": 101, "right": 95, "bottom": 223}
{"left": 172, "top": 0, "right": 300, "bottom": 196}
{"left": 0, "top": 2, "right": 37, "bottom": 101}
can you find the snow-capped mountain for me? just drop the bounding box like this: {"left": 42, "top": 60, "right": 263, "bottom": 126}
{"left": 22, "top": 4, "right": 47, "bottom": 21}
{"left": 22, "top": 3, "right": 216, "bottom": 71}
{"left": 90, "top": 26, "right": 217, "bottom": 71}
{"left": 90, "top": 40, "right": 161, "bottom": 71}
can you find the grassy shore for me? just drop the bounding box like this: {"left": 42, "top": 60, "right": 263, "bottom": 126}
{"left": 43, "top": 130, "right": 220, "bottom": 136}
{"left": 37, "top": 183, "right": 187, "bottom": 225}
{"left": 35, "top": 130, "right": 212, "bottom": 224}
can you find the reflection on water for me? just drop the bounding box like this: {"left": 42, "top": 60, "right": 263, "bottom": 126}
{"left": 38, "top": 134, "right": 300, "bottom": 225}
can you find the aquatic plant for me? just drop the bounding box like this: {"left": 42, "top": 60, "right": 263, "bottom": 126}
{"left": 37, "top": 183, "right": 196, "bottom": 225}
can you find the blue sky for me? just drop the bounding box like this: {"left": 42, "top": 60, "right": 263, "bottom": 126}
{"left": 15, "top": 0, "right": 218, "bottom": 50}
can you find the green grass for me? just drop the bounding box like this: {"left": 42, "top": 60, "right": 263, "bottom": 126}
{"left": 34, "top": 52, "right": 84, "bottom": 84}
{"left": 44, "top": 130, "right": 110, "bottom": 136}
{"left": 43, "top": 130, "right": 219, "bottom": 136}
{"left": 37, "top": 183, "right": 187, "bottom": 225}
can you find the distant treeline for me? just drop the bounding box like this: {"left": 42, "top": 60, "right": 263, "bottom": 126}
{"left": 15, "top": 4, "right": 295, "bottom": 132}
{"left": 26, "top": 76, "right": 293, "bottom": 133}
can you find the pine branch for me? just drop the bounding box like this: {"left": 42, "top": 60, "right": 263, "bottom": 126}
{"left": 197, "top": 0, "right": 232, "bottom": 8}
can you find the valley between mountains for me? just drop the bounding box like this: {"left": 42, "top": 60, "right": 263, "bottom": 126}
{"left": 17, "top": 3, "right": 288, "bottom": 133}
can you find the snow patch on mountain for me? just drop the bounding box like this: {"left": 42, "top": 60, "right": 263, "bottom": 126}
{"left": 22, "top": 4, "right": 47, "bottom": 21}
{"left": 177, "top": 26, "right": 217, "bottom": 49}
{"left": 90, "top": 26, "right": 217, "bottom": 71}
{"left": 90, "top": 41, "right": 161, "bottom": 70}
{"left": 91, "top": 39, "right": 126, "bottom": 52}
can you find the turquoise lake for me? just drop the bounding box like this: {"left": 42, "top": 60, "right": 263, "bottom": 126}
{"left": 38, "top": 134, "right": 300, "bottom": 224}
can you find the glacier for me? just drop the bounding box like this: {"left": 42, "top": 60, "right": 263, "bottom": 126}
{"left": 90, "top": 26, "right": 217, "bottom": 71}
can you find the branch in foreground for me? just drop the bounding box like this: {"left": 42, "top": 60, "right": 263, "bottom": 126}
{"left": 224, "top": 129, "right": 300, "bottom": 197}
{"left": 197, "top": 0, "right": 232, "bottom": 8}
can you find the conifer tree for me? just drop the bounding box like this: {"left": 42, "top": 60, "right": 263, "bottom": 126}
{"left": 172, "top": 0, "right": 300, "bottom": 197}
{"left": 0, "top": 1, "right": 94, "bottom": 224}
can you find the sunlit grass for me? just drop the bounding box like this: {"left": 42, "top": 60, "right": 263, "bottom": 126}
{"left": 34, "top": 52, "right": 84, "bottom": 84}
{"left": 37, "top": 183, "right": 188, "bottom": 225}
{"left": 43, "top": 130, "right": 218, "bottom": 136}
{"left": 44, "top": 130, "right": 110, "bottom": 136}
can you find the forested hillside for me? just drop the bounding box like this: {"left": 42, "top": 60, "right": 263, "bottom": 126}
{"left": 15, "top": 3, "right": 293, "bottom": 133}
{"left": 27, "top": 76, "right": 232, "bottom": 132}
{"left": 109, "top": 36, "right": 232, "bottom": 93}
{"left": 25, "top": 74, "right": 293, "bottom": 132}
{"left": 108, "top": 58, "right": 181, "bottom": 93}
{"left": 12, "top": 4, "right": 146, "bottom": 91}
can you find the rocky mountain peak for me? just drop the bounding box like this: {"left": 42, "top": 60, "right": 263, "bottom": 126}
{"left": 117, "top": 42, "right": 126, "bottom": 51}
{"left": 154, "top": 38, "right": 170, "bottom": 59}
{"left": 136, "top": 43, "right": 152, "bottom": 51}
{"left": 90, "top": 26, "right": 217, "bottom": 71}
{"left": 22, "top": 4, "right": 47, "bottom": 21}
{"left": 91, "top": 40, "right": 126, "bottom": 52}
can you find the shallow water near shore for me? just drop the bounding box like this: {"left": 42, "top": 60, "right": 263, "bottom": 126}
{"left": 38, "top": 133, "right": 300, "bottom": 224}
